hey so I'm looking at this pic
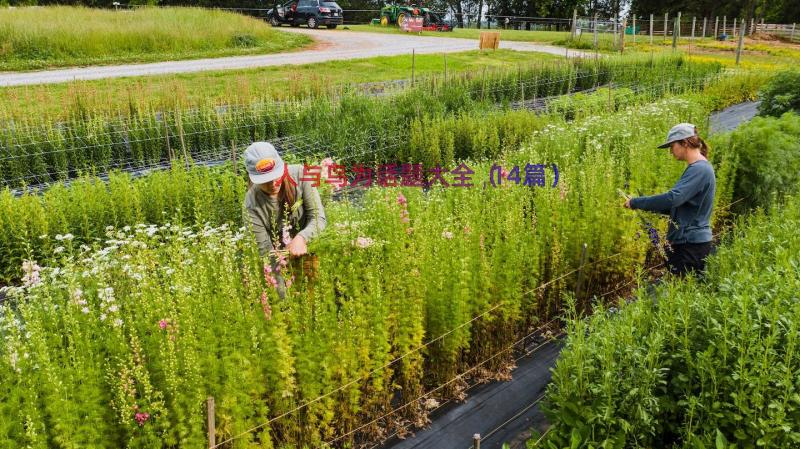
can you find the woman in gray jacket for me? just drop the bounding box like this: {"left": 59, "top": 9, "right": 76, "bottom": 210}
{"left": 243, "top": 142, "right": 327, "bottom": 298}
{"left": 624, "top": 123, "right": 716, "bottom": 277}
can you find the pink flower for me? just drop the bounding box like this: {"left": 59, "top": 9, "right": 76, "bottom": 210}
{"left": 260, "top": 291, "right": 272, "bottom": 320}
{"left": 134, "top": 412, "right": 150, "bottom": 426}
{"left": 353, "top": 236, "right": 375, "bottom": 248}
{"left": 397, "top": 193, "right": 407, "bottom": 206}
{"left": 158, "top": 319, "right": 168, "bottom": 330}
{"left": 285, "top": 275, "right": 295, "bottom": 288}
{"left": 320, "top": 157, "right": 335, "bottom": 180}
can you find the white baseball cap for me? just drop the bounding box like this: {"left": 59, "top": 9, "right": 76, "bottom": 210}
{"left": 243, "top": 142, "right": 285, "bottom": 184}
{"left": 657, "top": 123, "right": 697, "bottom": 148}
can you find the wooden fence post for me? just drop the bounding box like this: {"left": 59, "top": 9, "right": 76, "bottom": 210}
{"left": 702, "top": 17, "right": 707, "bottom": 38}
{"left": 735, "top": 18, "right": 746, "bottom": 65}
{"left": 664, "top": 12, "right": 668, "bottom": 42}
{"left": 733, "top": 18, "right": 737, "bottom": 38}
{"left": 791, "top": 23, "right": 796, "bottom": 41}
{"left": 649, "top": 14, "right": 654, "bottom": 44}
{"left": 714, "top": 16, "right": 718, "bottom": 39}
{"left": 207, "top": 397, "right": 216, "bottom": 449}
{"left": 570, "top": 8, "right": 577, "bottom": 39}
{"left": 473, "top": 433, "right": 481, "bottom": 449}
{"left": 632, "top": 15, "right": 636, "bottom": 43}
{"left": 723, "top": 16, "right": 726, "bottom": 36}
{"left": 691, "top": 16, "right": 696, "bottom": 42}
{"left": 620, "top": 18, "right": 627, "bottom": 53}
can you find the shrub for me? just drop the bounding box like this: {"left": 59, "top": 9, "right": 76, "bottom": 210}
{"left": 757, "top": 69, "right": 800, "bottom": 117}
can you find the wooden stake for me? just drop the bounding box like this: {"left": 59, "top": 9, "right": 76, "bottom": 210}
{"left": 207, "top": 397, "right": 216, "bottom": 449}
{"left": 735, "top": 18, "right": 746, "bottom": 65}
{"left": 473, "top": 433, "right": 481, "bottom": 449}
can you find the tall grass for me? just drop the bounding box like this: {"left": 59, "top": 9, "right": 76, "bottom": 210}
{"left": 0, "top": 6, "right": 311, "bottom": 70}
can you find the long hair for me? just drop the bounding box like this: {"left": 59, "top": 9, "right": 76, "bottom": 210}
{"left": 682, "top": 127, "right": 709, "bottom": 158}
{"left": 278, "top": 167, "right": 297, "bottom": 207}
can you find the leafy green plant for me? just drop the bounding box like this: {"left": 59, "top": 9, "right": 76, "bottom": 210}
{"left": 757, "top": 69, "right": 800, "bottom": 117}
{"left": 540, "top": 193, "right": 800, "bottom": 448}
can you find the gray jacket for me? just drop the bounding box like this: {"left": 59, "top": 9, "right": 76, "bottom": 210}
{"left": 630, "top": 160, "right": 715, "bottom": 244}
{"left": 243, "top": 164, "right": 327, "bottom": 258}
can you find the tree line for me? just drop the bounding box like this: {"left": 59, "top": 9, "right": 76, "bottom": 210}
{"left": 1, "top": 0, "right": 797, "bottom": 28}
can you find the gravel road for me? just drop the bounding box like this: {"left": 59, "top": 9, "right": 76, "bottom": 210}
{"left": 0, "top": 27, "right": 586, "bottom": 87}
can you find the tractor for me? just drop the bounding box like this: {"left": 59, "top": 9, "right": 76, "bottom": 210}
{"left": 374, "top": 2, "right": 453, "bottom": 31}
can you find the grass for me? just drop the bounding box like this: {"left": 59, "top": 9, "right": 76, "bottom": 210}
{"left": 0, "top": 49, "right": 557, "bottom": 120}
{"left": 346, "top": 24, "right": 800, "bottom": 70}
{"left": 0, "top": 6, "right": 312, "bottom": 71}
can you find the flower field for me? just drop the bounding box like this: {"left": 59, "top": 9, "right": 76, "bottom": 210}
{"left": 0, "top": 53, "right": 784, "bottom": 449}
{"left": 0, "top": 55, "right": 722, "bottom": 190}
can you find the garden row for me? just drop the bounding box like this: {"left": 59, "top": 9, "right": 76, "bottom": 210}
{"left": 0, "top": 73, "right": 762, "bottom": 284}
{"left": 542, "top": 112, "right": 800, "bottom": 447}
{"left": 0, "top": 83, "right": 768, "bottom": 448}
{"left": 0, "top": 55, "right": 723, "bottom": 190}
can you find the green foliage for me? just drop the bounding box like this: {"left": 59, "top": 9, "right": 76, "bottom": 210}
{"left": 0, "top": 92, "right": 746, "bottom": 448}
{"left": 757, "top": 70, "right": 800, "bottom": 117}
{"left": 709, "top": 112, "right": 800, "bottom": 212}
{"left": 541, "top": 193, "right": 800, "bottom": 448}
{"left": 0, "top": 54, "right": 722, "bottom": 190}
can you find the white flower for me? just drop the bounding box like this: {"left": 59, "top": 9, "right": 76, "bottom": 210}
{"left": 81, "top": 307, "right": 90, "bottom": 314}
{"left": 63, "top": 233, "right": 74, "bottom": 241}
{"left": 108, "top": 305, "right": 119, "bottom": 313}
{"left": 99, "top": 313, "right": 107, "bottom": 321}
{"left": 55, "top": 234, "right": 64, "bottom": 241}
{"left": 442, "top": 231, "right": 454, "bottom": 240}
{"left": 54, "top": 246, "right": 65, "bottom": 254}
{"left": 113, "top": 318, "right": 123, "bottom": 327}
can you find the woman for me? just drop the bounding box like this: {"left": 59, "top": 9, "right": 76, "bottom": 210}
{"left": 624, "top": 123, "right": 716, "bottom": 277}
{"left": 243, "top": 142, "right": 326, "bottom": 299}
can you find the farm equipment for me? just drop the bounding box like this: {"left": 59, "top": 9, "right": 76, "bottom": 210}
{"left": 371, "top": 2, "right": 453, "bottom": 31}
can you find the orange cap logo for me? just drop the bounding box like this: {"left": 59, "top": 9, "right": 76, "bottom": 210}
{"left": 255, "top": 158, "right": 276, "bottom": 174}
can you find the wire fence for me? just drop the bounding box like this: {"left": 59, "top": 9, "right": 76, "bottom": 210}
{"left": 3, "top": 70, "right": 720, "bottom": 194}
{"left": 210, "top": 247, "right": 634, "bottom": 448}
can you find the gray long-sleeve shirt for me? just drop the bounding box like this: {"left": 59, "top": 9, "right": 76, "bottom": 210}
{"left": 630, "top": 160, "right": 715, "bottom": 244}
{"left": 243, "top": 164, "right": 327, "bottom": 258}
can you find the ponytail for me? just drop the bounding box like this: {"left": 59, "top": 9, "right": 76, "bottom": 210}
{"left": 682, "top": 126, "right": 709, "bottom": 158}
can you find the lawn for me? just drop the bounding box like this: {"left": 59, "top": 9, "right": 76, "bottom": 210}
{"left": 0, "top": 49, "right": 557, "bottom": 120}
{"left": 0, "top": 6, "right": 312, "bottom": 71}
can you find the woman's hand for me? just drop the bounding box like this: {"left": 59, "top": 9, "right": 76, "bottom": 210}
{"left": 623, "top": 198, "right": 632, "bottom": 209}
{"left": 286, "top": 235, "right": 307, "bottom": 257}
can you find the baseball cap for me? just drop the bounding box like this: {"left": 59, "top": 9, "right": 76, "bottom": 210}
{"left": 657, "top": 123, "right": 697, "bottom": 148}
{"left": 243, "top": 142, "right": 285, "bottom": 184}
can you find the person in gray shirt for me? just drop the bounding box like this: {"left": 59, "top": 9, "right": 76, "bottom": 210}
{"left": 243, "top": 142, "right": 327, "bottom": 299}
{"left": 624, "top": 123, "right": 716, "bottom": 277}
